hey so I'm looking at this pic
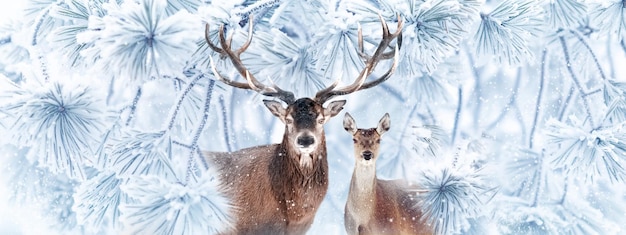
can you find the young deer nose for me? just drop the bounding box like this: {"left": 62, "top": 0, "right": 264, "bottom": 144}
{"left": 362, "top": 151, "right": 373, "bottom": 160}
{"left": 297, "top": 135, "right": 315, "bottom": 147}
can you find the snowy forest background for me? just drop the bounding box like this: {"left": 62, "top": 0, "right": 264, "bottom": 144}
{"left": 1, "top": 0, "right": 625, "bottom": 234}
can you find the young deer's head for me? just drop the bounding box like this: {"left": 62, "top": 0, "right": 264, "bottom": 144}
{"left": 206, "top": 15, "right": 402, "bottom": 166}
{"left": 343, "top": 113, "right": 391, "bottom": 165}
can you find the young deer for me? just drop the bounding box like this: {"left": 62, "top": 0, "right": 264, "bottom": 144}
{"left": 343, "top": 113, "right": 432, "bottom": 235}
{"left": 203, "top": 15, "right": 403, "bottom": 235}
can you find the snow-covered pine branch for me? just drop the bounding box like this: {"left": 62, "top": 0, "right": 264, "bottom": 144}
{"left": 73, "top": 171, "right": 129, "bottom": 233}
{"left": 78, "top": 0, "right": 200, "bottom": 82}
{"left": 474, "top": 0, "right": 543, "bottom": 65}
{"left": 1, "top": 80, "right": 105, "bottom": 180}
{"left": 345, "top": 0, "right": 479, "bottom": 74}
{"left": 545, "top": 118, "right": 626, "bottom": 182}
{"left": 1, "top": 0, "right": 626, "bottom": 234}
{"left": 120, "top": 171, "right": 233, "bottom": 234}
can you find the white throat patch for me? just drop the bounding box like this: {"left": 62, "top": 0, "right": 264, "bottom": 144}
{"left": 300, "top": 153, "right": 313, "bottom": 168}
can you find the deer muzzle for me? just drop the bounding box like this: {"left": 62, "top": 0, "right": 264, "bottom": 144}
{"left": 297, "top": 135, "right": 315, "bottom": 147}
{"left": 362, "top": 151, "right": 373, "bottom": 161}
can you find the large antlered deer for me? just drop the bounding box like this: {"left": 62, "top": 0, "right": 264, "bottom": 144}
{"left": 202, "top": 15, "right": 403, "bottom": 234}
{"left": 343, "top": 113, "right": 432, "bottom": 235}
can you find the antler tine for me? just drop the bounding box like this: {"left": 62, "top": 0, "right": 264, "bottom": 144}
{"left": 356, "top": 45, "right": 399, "bottom": 90}
{"left": 205, "top": 17, "right": 296, "bottom": 104}
{"left": 380, "top": 13, "right": 404, "bottom": 59}
{"left": 236, "top": 17, "right": 254, "bottom": 55}
{"left": 315, "top": 13, "right": 403, "bottom": 104}
{"left": 209, "top": 56, "right": 249, "bottom": 89}
{"left": 205, "top": 24, "right": 225, "bottom": 55}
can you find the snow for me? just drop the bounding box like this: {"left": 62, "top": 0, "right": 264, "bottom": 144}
{"left": 2, "top": 0, "right": 626, "bottom": 234}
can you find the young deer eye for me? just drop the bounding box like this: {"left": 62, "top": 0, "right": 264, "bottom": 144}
{"left": 352, "top": 139, "right": 357, "bottom": 143}
{"left": 286, "top": 118, "right": 293, "bottom": 124}
{"left": 317, "top": 118, "right": 324, "bottom": 124}
{"left": 377, "top": 139, "right": 381, "bottom": 144}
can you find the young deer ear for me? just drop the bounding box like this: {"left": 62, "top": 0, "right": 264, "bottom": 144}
{"left": 343, "top": 112, "right": 357, "bottom": 135}
{"left": 263, "top": 100, "right": 287, "bottom": 121}
{"left": 324, "top": 100, "right": 346, "bottom": 118}
{"left": 377, "top": 113, "right": 391, "bottom": 136}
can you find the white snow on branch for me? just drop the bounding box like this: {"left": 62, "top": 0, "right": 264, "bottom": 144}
{"left": 545, "top": 118, "right": 626, "bottom": 182}
{"left": 589, "top": 0, "right": 626, "bottom": 40}
{"left": 1, "top": 80, "right": 104, "bottom": 180}
{"left": 120, "top": 171, "right": 233, "bottom": 235}
{"left": 107, "top": 130, "right": 177, "bottom": 179}
{"left": 73, "top": 171, "right": 129, "bottom": 233}
{"left": 78, "top": 0, "right": 200, "bottom": 82}
{"left": 474, "top": 0, "right": 543, "bottom": 65}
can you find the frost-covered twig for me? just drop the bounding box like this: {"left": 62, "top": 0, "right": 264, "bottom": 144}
{"left": 36, "top": 52, "right": 50, "bottom": 82}
{"left": 583, "top": 88, "right": 602, "bottom": 97}
{"left": 531, "top": 150, "right": 544, "bottom": 207}
{"left": 559, "top": 36, "right": 596, "bottom": 128}
{"left": 31, "top": 6, "right": 53, "bottom": 46}
{"left": 465, "top": 47, "right": 483, "bottom": 130}
{"left": 559, "top": 173, "right": 569, "bottom": 204}
{"left": 185, "top": 80, "right": 215, "bottom": 183}
{"left": 228, "top": 91, "right": 241, "bottom": 150}
{"left": 530, "top": 50, "right": 548, "bottom": 149}
{"left": 558, "top": 86, "right": 575, "bottom": 121}
{"left": 219, "top": 95, "right": 233, "bottom": 152}
{"left": 486, "top": 69, "right": 521, "bottom": 131}
{"left": 125, "top": 87, "right": 142, "bottom": 126}
{"left": 452, "top": 86, "right": 462, "bottom": 144}
{"left": 569, "top": 30, "right": 607, "bottom": 81}
{"left": 165, "top": 73, "right": 205, "bottom": 130}
{"left": 233, "top": 0, "right": 282, "bottom": 23}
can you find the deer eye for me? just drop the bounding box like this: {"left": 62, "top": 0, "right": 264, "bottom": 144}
{"left": 353, "top": 139, "right": 357, "bottom": 143}
{"left": 285, "top": 118, "right": 293, "bottom": 124}
{"left": 317, "top": 118, "right": 324, "bottom": 124}
{"left": 377, "top": 139, "right": 381, "bottom": 144}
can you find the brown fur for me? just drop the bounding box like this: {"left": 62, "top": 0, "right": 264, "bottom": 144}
{"left": 343, "top": 113, "right": 433, "bottom": 235}
{"left": 204, "top": 98, "right": 344, "bottom": 235}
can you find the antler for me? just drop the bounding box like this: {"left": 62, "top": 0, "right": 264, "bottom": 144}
{"left": 314, "top": 14, "right": 403, "bottom": 104}
{"left": 205, "top": 17, "right": 296, "bottom": 104}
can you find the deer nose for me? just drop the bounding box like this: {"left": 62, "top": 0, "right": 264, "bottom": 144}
{"left": 297, "top": 135, "right": 315, "bottom": 147}
{"left": 362, "top": 151, "right": 373, "bottom": 160}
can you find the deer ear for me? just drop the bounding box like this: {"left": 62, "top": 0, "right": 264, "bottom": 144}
{"left": 343, "top": 112, "right": 357, "bottom": 135}
{"left": 263, "top": 100, "right": 286, "bottom": 120}
{"left": 324, "top": 100, "right": 346, "bottom": 118}
{"left": 377, "top": 113, "right": 390, "bottom": 136}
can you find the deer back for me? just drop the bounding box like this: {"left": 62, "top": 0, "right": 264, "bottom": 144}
{"left": 374, "top": 179, "right": 433, "bottom": 235}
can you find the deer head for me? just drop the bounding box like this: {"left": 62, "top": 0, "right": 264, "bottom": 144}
{"left": 205, "top": 15, "right": 402, "bottom": 166}
{"left": 343, "top": 113, "right": 391, "bottom": 165}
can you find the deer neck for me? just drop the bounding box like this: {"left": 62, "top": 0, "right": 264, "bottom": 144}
{"left": 279, "top": 132, "right": 327, "bottom": 178}
{"left": 348, "top": 160, "right": 377, "bottom": 216}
